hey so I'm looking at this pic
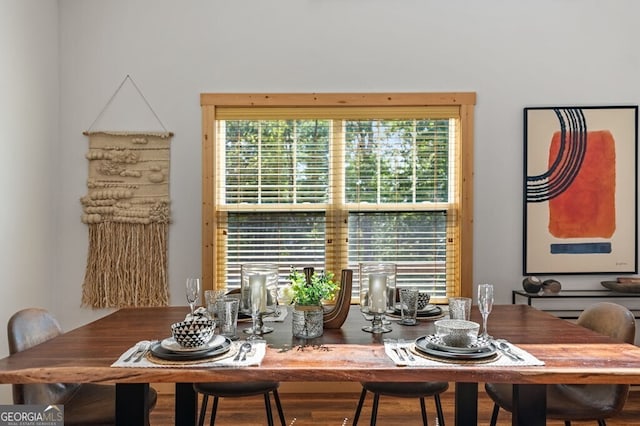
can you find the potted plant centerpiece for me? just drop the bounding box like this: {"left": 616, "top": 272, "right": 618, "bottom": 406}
{"left": 281, "top": 267, "right": 339, "bottom": 338}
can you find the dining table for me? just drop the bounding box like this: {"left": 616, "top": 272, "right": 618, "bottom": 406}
{"left": 1, "top": 304, "right": 640, "bottom": 426}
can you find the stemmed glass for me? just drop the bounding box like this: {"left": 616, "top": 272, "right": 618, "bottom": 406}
{"left": 248, "top": 281, "right": 264, "bottom": 341}
{"left": 359, "top": 282, "right": 391, "bottom": 334}
{"left": 478, "top": 283, "right": 494, "bottom": 339}
{"left": 185, "top": 278, "right": 201, "bottom": 317}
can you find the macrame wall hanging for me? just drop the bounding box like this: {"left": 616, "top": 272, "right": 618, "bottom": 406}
{"left": 81, "top": 75, "right": 172, "bottom": 308}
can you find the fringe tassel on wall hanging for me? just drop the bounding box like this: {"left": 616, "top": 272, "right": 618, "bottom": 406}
{"left": 81, "top": 131, "right": 172, "bottom": 308}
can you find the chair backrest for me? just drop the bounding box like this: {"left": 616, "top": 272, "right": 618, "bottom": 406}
{"left": 7, "top": 308, "right": 80, "bottom": 404}
{"left": 577, "top": 302, "right": 636, "bottom": 344}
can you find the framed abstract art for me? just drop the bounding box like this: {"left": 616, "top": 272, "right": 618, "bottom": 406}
{"left": 523, "top": 105, "right": 638, "bottom": 274}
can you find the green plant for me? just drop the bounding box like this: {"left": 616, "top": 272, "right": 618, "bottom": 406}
{"left": 281, "top": 267, "right": 339, "bottom": 306}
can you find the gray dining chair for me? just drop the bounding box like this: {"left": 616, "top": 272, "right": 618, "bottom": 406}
{"left": 8, "top": 307, "right": 157, "bottom": 426}
{"left": 485, "top": 302, "right": 635, "bottom": 426}
{"left": 352, "top": 381, "right": 449, "bottom": 425}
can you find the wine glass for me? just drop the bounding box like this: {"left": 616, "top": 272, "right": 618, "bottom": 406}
{"left": 185, "top": 278, "right": 201, "bottom": 317}
{"left": 477, "top": 283, "right": 494, "bottom": 339}
{"left": 247, "top": 278, "right": 264, "bottom": 341}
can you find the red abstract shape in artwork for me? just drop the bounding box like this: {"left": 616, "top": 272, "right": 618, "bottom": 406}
{"left": 548, "top": 130, "right": 616, "bottom": 238}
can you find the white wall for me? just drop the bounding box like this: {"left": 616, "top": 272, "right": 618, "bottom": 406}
{"left": 52, "top": 0, "right": 640, "bottom": 329}
{"left": 2, "top": 1, "right": 639, "bottom": 403}
{"left": 0, "top": 0, "right": 59, "bottom": 403}
{"left": 56, "top": 0, "right": 640, "bottom": 324}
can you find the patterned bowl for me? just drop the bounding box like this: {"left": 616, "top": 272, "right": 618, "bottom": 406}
{"left": 171, "top": 318, "right": 215, "bottom": 348}
{"left": 434, "top": 319, "right": 479, "bottom": 347}
{"left": 417, "top": 292, "right": 431, "bottom": 310}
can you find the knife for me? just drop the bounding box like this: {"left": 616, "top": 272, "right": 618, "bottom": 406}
{"left": 392, "top": 347, "right": 405, "bottom": 361}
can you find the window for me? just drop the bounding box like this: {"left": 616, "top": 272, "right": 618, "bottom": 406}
{"left": 201, "top": 93, "right": 475, "bottom": 302}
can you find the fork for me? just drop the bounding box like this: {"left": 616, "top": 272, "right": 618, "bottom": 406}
{"left": 396, "top": 339, "right": 416, "bottom": 362}
{"left": 401, "top": 347, "right": 415, "bottom": 362}
{"left": 241, "top": 346, "right": 253, "bottom": 361}
{"left": 134, "top": 340, "right": 157, "bottom": 362}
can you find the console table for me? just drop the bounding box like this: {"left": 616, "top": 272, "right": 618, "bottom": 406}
{"left": 512, "top": 289, "right": 640, "bottom": 319}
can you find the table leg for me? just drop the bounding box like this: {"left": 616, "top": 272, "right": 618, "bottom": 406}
{"left": 116, "top": 383, "right": 150, "bottom": 426}
{"left": 175, "top": 382, "right": 198, "bottom": 425}
{"left": 512, "top": 384, "right": 546, "bottom": 426}
{"left": 454, "top": 382, "right": 478, "bottom": 426}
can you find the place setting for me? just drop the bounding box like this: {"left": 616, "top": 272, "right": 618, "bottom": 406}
{"left": 411, "top": 320, "right": 498, "bottom": 363}
{"left": 113, "top": 312, "right": 266, "bottom": 368}
{"left": 113, "top": 277, "right": 266, "bottom": 368}
{"left": 386, "top": 287, "right": 444, "bottom": 324}
{"left": 386, "top": 319, "right": 543, "bottom": 367}
{"left": 385, "top": 284, "right": 545, "bottom": 367}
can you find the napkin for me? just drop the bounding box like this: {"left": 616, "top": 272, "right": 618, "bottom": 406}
{"left": 384, "top": 340, "right": 545, "bottom": 367}
{"left": 112, "top": 340, "right": 266, "bottom": 368}
{"left": 184, "top": 307, "right": 210, "bottom": 321}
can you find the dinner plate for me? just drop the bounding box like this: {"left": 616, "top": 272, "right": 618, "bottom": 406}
{"left": 414, "top": 335, "right": 497, "bottom": 360}
{"left": 150, "top": 337, "right": 232, "bottom": 361}
{"left": 392, "top": 305, "right": 442, "bottom": 318}
{"left": 160, "top": 335, "right": 226, "bottom": 352}
{"left": 420, "top": 334, "right": 492, "bottom": 354}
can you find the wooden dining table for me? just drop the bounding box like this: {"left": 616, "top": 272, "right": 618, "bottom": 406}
{"left": 1, "top": 304, "right": 640, "bottom": 426}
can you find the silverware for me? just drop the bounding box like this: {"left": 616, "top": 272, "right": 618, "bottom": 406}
{"left": 401, "top": 347, "right": 415, "bottom": 362}
{"left": 241, "top": 344, "right": 252, "bottom": 361}
{"left": 133, "top": 340, "right": 158, "bottom": 362}
{"left": 124, "top": 342, "right": 145, "bottom": 362}
{"left": 392, "top": 347, "right": 405, "bottom": 361}
{"left": 234, "top": 342, "right": 252, "bottom": 362}
{"left": 496, "top": 340, "right": 523, "bottom": 361}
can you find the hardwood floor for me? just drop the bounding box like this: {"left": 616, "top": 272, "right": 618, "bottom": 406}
{"left": 150, "top": 387, "right": 640, "bottom": 425}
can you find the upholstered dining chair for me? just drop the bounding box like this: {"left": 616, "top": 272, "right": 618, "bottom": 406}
{"left": 352, "top": 381, "right": 449, "bottom": 425}
{"left": 8, "top": 307, "right": 157, "bottom": 425}
{"left": 485, "top": 301, "right": 636, "bottom": 426}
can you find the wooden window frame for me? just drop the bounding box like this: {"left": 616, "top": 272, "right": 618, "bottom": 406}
{"left": 201, "top": 92, "right": 476, "bottom": 298}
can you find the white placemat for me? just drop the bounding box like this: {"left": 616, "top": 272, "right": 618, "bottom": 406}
{"left": 385, "top": 340, "right": 544, "bottom": 367}
{"left": 112, "top": 340, "right": 266, "bottom": 368}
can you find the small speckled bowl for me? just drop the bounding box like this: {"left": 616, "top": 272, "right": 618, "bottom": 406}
{"left": 434, "top": 319, "right": 479, "bottom": 347}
